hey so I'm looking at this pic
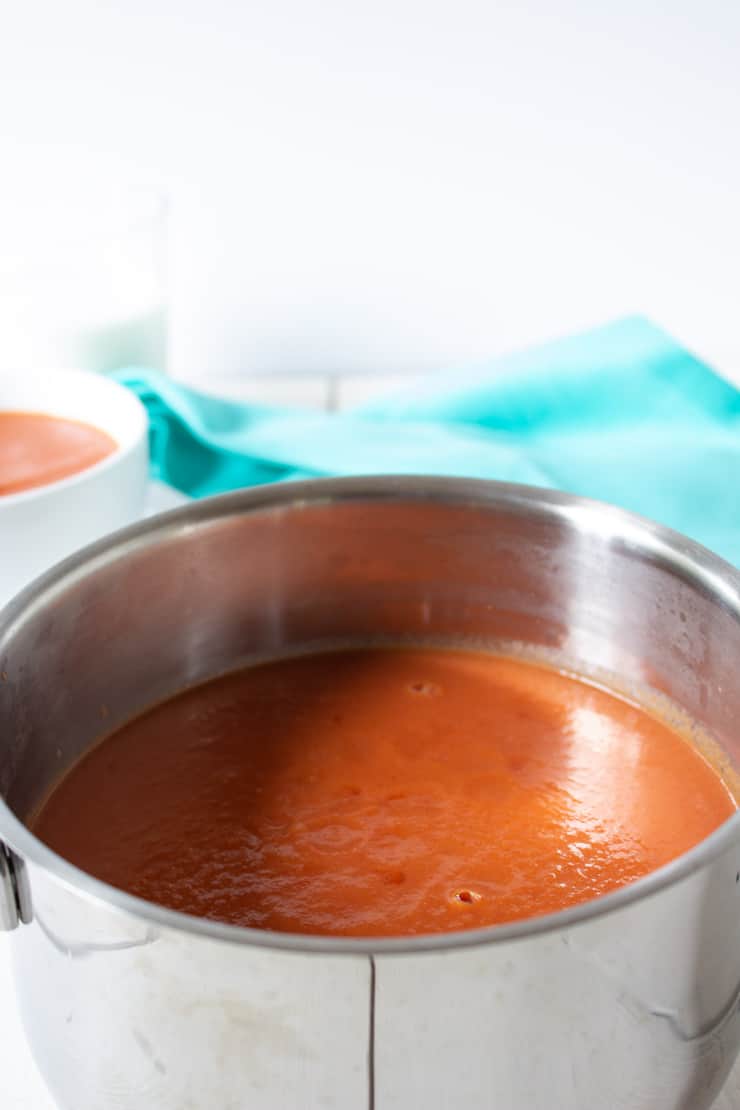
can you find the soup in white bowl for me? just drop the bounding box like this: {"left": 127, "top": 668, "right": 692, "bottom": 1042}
{"left": 0, "top": 370, "right": 148, "bottom": 604}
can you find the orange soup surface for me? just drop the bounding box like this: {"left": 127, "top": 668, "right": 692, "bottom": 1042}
{"left": 0, "top": 410, "right": 116, "bottom": 496}
{"left": 32, "top": 649, "right": 736, "bottom": 937}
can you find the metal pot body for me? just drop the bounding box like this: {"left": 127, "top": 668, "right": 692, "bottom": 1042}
{"left": 2, "top": 477, "right": 740, "bottom": 1110}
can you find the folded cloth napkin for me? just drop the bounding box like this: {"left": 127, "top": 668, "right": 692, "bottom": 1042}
{"left": 112, "top": 316, "right": 740, "bottom": 565}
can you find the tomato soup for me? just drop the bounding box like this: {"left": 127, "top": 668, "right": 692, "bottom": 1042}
{"left": 0, "top": 410, "right": 116, "bottom": 496}
{"left": 31, "top": 648, "right": 736, "bottom": 937}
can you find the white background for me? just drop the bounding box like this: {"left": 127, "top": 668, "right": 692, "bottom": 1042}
{"left": 1, "top": 0, "right": 739, "bottom": 384}
{"left": 2, "top": 5, "right": 740, "bottom": 1106}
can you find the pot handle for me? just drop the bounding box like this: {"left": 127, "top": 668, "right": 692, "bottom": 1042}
{"left": 0, "top": 843, "right": 28, "bottom": 931}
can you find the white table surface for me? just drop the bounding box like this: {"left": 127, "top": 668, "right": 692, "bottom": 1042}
{"left": 2, "top": 387, "right": 740, "bottom": 1108}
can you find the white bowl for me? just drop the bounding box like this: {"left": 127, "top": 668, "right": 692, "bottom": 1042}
{"left": 0, "top": 370, "right": 149, "bottom": 605}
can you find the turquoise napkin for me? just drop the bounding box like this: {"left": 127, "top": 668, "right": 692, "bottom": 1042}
{"left": 113, "top": 316, "right": 740, "bottom": 565}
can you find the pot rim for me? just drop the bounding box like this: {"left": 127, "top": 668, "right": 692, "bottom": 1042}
{"left": 2, "top": 474, "right": 740, "bottom": 955}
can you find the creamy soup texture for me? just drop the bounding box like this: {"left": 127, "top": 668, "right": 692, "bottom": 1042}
{"left": 0, "top": 410, "right": 116, "bottom": 495}
{"left": 32, "top": 648, "right": 736, "bottom": 937}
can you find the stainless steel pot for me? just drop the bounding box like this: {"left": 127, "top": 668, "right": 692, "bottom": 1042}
{"left": 2, "top": 477, "right": 740, "bottom": 1110}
